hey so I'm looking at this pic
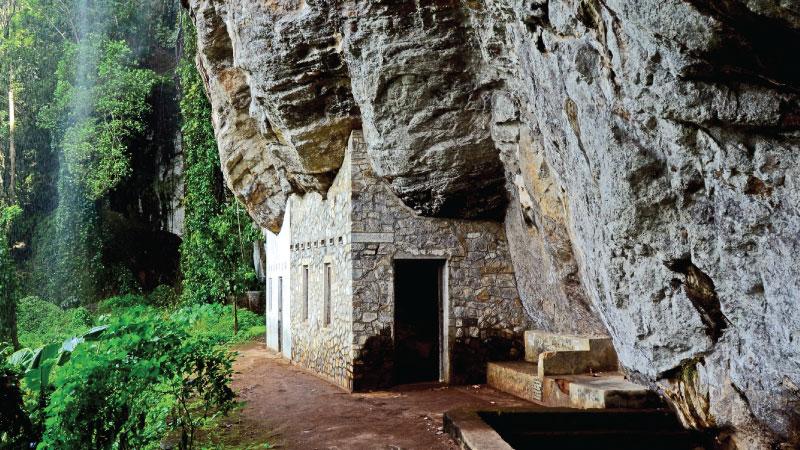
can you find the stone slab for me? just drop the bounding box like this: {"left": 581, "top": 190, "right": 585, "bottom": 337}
{"left": 566, "top": 374, "right": 663, "bottom": 409}
{"left": 350, "top": 232, "right": 394, "bottom": 243}
{"left": 538, "top": 372, "right": 662, "bottom": 409}
{"left": 444, "top": 408, "right": 515, "bottom": 450}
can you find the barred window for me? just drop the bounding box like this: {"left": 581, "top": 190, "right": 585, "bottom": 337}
{"left": 302, "top": 266, "right": 309, "bottom": 321}
{"left": 323, "top": 264, "right": 332, "bottom": 326}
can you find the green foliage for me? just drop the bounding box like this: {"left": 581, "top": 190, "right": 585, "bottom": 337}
{"left": 0, "top": 204, "right": 22, "bottom": 348}
{"left": 5, "top": 0, "right": 182, "bottom": 307}
{"left": 2, "top": 7, "right": 268, "bottom": 447}
{"left": 5, "top": 301, "right": 240, "bottom": 449}
{"left": 1, "top": 205, "right": 22, "bottom": 226}
{"left": 38, "top": 306, "right": 235, "bottom": 450}
{"left": 0, "top": 345, "right": 33, "bottom": 449}
{"left": 178, "top": 20, "right": 260, "bottom": 305}
{"left": 41, "top": 38, "right": 159, "bottom": 200}
{"left": 172, "top": 303, "right": 265, "bottom": 346}
{"left": 100, "top": 293, "right": 148, "bottom": 310}
{"left": 93, "top": 295, "right": 264, "bottom": 346}
{"left": 15, "top": 296, "right": 93, "bottom": 349}
{"left": 30, "top": 37, "right": 158, "bottom": 306}
{"left": 33, "top": 169, "right": 104, "bottom": 306}
{"left": 148, "top": 284, "right": 179, "bottom": 308}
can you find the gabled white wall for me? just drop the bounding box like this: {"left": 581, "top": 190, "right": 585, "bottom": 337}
{"left": 265, "top": 201, "right": 291, "bottom": 359}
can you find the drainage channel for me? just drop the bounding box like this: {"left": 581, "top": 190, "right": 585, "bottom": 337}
{"left": 445, "top": 407, "right": 714, "bottom": 450}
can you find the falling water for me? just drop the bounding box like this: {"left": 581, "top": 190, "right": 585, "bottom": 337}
{"left": 49, "top": 0, "right": 110, "bottom": 307}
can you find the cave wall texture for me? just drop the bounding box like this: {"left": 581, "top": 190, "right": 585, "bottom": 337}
{"left": 185, "top": 0, "right": 800, "bottom": 447}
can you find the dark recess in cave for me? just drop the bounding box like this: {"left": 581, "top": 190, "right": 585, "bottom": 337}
{"left": 683, "top": 0, "right": 800, "bottom": 94}
{"left": 665, "top": 258, "right": 729, "bottom": 342}
{"left": 104, "top": 59, "right": 184, "bottom": 293}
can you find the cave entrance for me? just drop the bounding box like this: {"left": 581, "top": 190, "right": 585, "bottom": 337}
{"left": 393, "top": 259, "right": 445, "bottom": 385}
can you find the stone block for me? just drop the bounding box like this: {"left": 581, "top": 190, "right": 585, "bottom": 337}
{"left": 524, "top": 330, "right": 617, "bottom": 367}
{"left": 566, "top": 374, "right": 662, "bottom": 409}
{"left": 351, "top": 232, "right": 394, "bottom": 243}
{"left": 487, "top": 361, "right": 542, "bottom": 402}
{"left": 537, "top": 349, "right": 618, "bottom": 377}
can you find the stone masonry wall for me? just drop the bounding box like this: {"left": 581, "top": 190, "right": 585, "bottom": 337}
{"left": 289, "top": 156, "right": 353, "bottom": 390}
{"left": 348, "top": 132, "right": 529, "bottom": 389}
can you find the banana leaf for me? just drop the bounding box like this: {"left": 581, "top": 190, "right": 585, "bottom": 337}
{"left": 25, "top": 343, "right": 60, "bottom": 392}
{"left": 82, "top": 325, "right": 109, "bottom": 341}
{"left": 8, "top": 347, "right": 34, "bottom": 368}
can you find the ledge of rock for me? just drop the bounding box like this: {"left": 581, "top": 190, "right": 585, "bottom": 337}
{"left": 186, "top": 0, "right": 800, "bottom": 447}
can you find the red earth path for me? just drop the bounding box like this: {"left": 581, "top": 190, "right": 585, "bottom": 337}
{"left": 226, "top": 341, "right": 531, "bottom": 449}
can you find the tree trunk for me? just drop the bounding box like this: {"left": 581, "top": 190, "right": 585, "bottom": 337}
{"left": 7, "top": 82, "right": 14, "bottom": 200}
{"left": 0, "top": 240, "right": 18, "bottom": 349}
{"left": 1, "top": 0, "right": 17, "bottom": 201}
{"left": 0, "top": 139, "right": 5, "bottom": 200}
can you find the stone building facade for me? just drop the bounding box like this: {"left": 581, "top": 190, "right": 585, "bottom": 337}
{"left": 265, "top": 131, "right": 529, "bottom": 391}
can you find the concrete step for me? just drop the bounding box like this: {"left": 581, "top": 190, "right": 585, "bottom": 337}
{"left": 487, "top": 361, "right": 541, "bottom": 404}
{"left": 557, "top": 373, "right": 662, "bottom": 409}
{"left": 487, "top": 361, "right": 661, "bottom": 409}
{"left": 489, "top": 331, "right": 660, "bottom": 410}
{"left": 524, "top": 330, "right": 618, "bottom": 373}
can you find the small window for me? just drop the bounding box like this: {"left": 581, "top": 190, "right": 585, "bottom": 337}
{"left": 303, "top": 266, "right": 309, "bottom": 321}
{"left": 268, "top": 278, "right": 273, "bottom": 311}
{"left": 323, "top": 264, "right": 332, "bottom": 326}
{"left": 278, "top": 276, "right": 283, "bottom": 312}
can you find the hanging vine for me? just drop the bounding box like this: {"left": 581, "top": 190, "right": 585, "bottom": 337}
{"left": 177, "top": 15, "right": 259, "bottom": 305}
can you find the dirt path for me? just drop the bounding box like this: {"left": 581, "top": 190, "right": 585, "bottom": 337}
{"left": 226, "top": 341, "right": 533, "bottom": 450}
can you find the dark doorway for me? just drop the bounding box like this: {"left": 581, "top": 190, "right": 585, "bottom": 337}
{"left": 394, "top": 259, "right": 443, "bottom": 384}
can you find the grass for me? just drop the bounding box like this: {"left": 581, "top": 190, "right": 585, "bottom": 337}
{"left": 192, "top": 403, "right": 277, "bottom": 450}
{"left": 17, "top": 293, "right": 265, "bottom": 349}
{"left": 170, "top": 302, "right": 265, "bottom": 345}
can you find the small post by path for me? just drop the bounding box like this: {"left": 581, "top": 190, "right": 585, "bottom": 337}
{"left": 231, "top": 294, "right": 239, "bottom": 335}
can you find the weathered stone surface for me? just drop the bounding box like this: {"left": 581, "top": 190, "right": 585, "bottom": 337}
{"left": 187, "top": 0, "right": 800, "bottom": 446}
{"left": 343, "top": 0, "right": 508, "bottom": 219}
{"left": 188, "top": 0, "right": 359, "bottom": 231}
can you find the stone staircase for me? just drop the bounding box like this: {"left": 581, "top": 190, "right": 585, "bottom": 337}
{"left": 487, "top": 330, "right": 661, "bottom": 409}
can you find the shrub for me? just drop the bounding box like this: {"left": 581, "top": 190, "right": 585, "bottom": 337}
{"left": 7, "top": 298, "right": 253, "bottom": 449}
{"left": 172, "top": 303, "right": 264, "bottom": 345}
{"left": 38, "top": 306, "right": 236, "bottom": 449}
{"left": 0, "top": 205, "right": 22, "bottom": 348}
{"left": 0, "top": 346, "right": 33, "bottom": 449}
{"left": 95, "top": 293, "right": 149, "bottom": 316}
{"left": 147, "top": 284, "right": 179, "bottom": 308}
{"left": 16, "top": 296, "right": 93, "bottom": 349}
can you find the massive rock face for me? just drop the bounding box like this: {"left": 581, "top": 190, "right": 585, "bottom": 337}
{"left": 186, "top": 0, "right": 800, "bottom": 447}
